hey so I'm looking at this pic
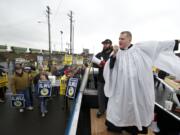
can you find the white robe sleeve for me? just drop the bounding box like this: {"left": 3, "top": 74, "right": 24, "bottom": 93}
{"left": 137, "top": 40, "right": 180, "bottom": 80}
{"left": 103, "top": 58, "right": 118, "bottom": 97}
{"left": 154, "top": 51, "right": 180, "bottom": 80}
{"left": 136, "top": 40, "right": 175, "bottom": 61}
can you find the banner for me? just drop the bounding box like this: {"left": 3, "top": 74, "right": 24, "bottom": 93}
{"left": 76, "top": 56, "right": 84, "bottom": 65}
{"left": 11, "top": 94, "right": 25, "bottom": 108}
{"left": 48, "top": 75, "right": 56, "bottom": 85}
{"left": 37, "top": 55, "right": 43, "bottom": 66}
{"left": 64, "top": 54, "right": 73, "bottom": 65}
{"left": 0, "top": 74, "right": 8, "bottom": 87}
{"left": 38, "top": 80, "right": 52, "bottom": 97}
{"left": 66, "top": 78, "right": 79, "bottom": 99}
{"left": 60, "top": 75, "right": 67, "bottom": 95}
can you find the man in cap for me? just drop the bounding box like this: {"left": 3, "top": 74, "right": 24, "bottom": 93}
{"left": 11, "top": 64, "right": 33, "bottom": 112}
{"left": 92, "top": 39, "right": 113, "bottom": 118}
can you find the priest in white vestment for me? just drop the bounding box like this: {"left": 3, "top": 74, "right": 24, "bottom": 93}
{"left": 103, "top": 31, "right": 180, "bottom": 134}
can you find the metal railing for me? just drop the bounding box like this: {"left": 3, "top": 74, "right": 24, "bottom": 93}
{"left": 155, "top": 76, "right": 180, "bottom": 121}
{"left": 65, "top": 67, "right": 91, "bottom": 135}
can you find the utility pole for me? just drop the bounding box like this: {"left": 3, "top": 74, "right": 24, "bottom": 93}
{"left": 66, "top": 42, "right": 70, "bottom": 54}
{"left": 72, "top": 24, "right": 74, "bottom": 53}
{"left": 46, "top": 6, "right": 51, "bottom": 59}
{"left": 60, "top": 30, "right": 63, "bottom": 52}
{"left": 46, "top": 6, "right": 51, "bottom": 71}
{"left": 68, "top": 11, "right": 73, "bottom": 54}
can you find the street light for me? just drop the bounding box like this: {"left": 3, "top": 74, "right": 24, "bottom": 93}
{"left": 37, "top": 21, "right": 50, "bottom": 53}
{"left": 37, "top": 21, "right": 45, "bottom": 24}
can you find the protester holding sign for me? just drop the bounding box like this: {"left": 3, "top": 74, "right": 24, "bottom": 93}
{"left": 66, "top": 78, "right": 79, "bottom": 99}
{"left": 37, "top": 73, "right": 50, "bottom": 117}
{"left": 11, "top": 64, "right": 33, "bottom": 112}
{"left": 33, "top": 66, "right": 47, "bottom": 88}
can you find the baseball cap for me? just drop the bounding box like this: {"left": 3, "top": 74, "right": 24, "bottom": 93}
{"left": 101, "top": 39, "right": 112, "bottom": 45}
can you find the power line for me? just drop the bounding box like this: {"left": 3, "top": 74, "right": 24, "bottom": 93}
{"left": 53, "top": 0, "right": 64, "bottom": 19}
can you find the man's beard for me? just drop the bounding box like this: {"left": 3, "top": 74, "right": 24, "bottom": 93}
{"left": 102, "top": 47, "right": 112, "bottom": 53}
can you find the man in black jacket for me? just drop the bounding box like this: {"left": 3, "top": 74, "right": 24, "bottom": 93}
{"left": 93, "top": 39, "right": 113, "bottom": 117}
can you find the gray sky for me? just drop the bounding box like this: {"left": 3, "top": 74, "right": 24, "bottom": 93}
{"left": 0, "top": 0, "right": 180, "bottom": 54}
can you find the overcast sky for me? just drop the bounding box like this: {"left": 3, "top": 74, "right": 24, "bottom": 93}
{"left": 0, "top": 0, "right": 180, "bottom": 54}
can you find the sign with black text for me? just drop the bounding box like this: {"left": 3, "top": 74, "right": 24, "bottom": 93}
{"left": 66, "top": 78, "right": 79, "bottom": 99}
{"left": 11, "top": 94, "right": 25, "bottom": 108}
{"left": 38, "top": 80, "right": 52, "bottom": 97}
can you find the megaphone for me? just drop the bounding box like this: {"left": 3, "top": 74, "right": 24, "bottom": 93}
{"left": 91, "top": 55, "right": 101, "bottom": 65}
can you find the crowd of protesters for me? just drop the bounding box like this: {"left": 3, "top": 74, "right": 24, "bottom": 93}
{"left": 0, "top": 62, "right": 85, "bottom": 117}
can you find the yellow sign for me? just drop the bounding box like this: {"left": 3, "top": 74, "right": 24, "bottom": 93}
{"left": 60, "top": 75, "right": 68, "bottom": 95}
{"left": 0, "top": 74, "right": 8, "bottom": 88}
{"left": 64, "top": 54, "right": 73, "bottom": 65}
{"left": 52, "top": 60, "right": 57, "bottom": 65}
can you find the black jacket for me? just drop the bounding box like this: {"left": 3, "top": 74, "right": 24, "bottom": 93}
{"left": 33, "top": 73, "right": 49, "bottom": 86}
{"left": 93, "top": 48, "right": 113, "bottom": 83}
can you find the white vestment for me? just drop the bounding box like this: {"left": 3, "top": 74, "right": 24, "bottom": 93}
{"left": 103, "top": 40, "right": 180, "bottom": 130}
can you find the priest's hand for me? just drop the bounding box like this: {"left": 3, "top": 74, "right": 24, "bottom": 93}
{"left": 112, "top": 45, "right": 119, "bottom": 57}
{"left": 100, "top": 60, "right": 106, "bottom": 67}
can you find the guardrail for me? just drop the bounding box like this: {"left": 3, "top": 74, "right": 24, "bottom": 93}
{"left": 155, "top": 103, "right": 180, "bottom": 121}
{"left": 64, "top": 67, "right": 91, "bottom": 135}
{"left": 155, "top": 76, "right": 180, "bottom": 121}
{"left": 155, "top": 76, "right": 180, "bottom": 106}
